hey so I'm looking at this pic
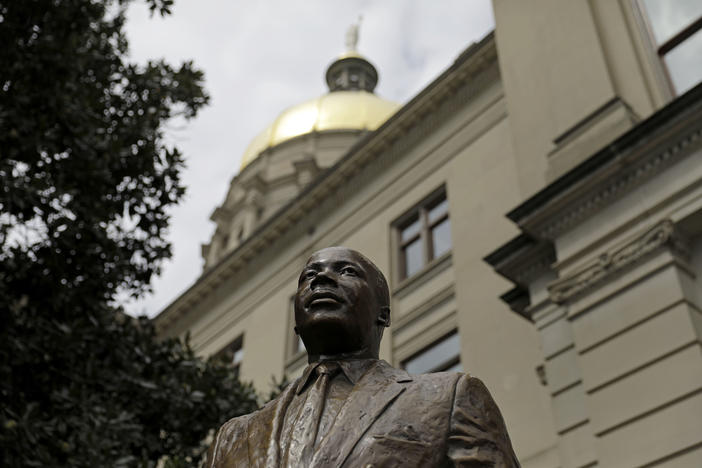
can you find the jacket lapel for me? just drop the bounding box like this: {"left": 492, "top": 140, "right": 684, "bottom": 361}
{"left": 310, "top": 361, "right": 413, "bottom": 468}
{"left": 243, "top": 379, "right": 298, "bottom": 468}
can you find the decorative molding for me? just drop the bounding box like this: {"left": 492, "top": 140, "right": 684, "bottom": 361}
{"left": 548, "top": 219, "right": 690, "bottom": 304}
{"left": 484, "top": 234, "right": 555, "bottom": 288}
{"left": 499, "top": 287, "right": 530, "bottom": 319}
{"left": 506, "top": 85, "right": 702, "bottom": 240}
{"left": 293, "top": 156, "right": 321, "bottom": 187}
{"left": 551, "top": 97, "right": 640, "bottom": 147}
{"left": 538, "top": 125, "right": 701, "bottom": 239}
{"left": 484, "top": 234, "right": 556, "bottom": 321}
{"left": 240, "top": 172, "right": 267, "bottom": 193}
{"left": 513, "top": 244, "right": 556, "bottom": 287}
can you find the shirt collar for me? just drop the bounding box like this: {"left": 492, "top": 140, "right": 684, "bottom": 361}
{"left": 296, "top": 358, "right": 378, "bottom": 395}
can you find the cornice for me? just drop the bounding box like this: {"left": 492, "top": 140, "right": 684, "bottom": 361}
{"left": 292, "top": 155, "right": 320, "bottom": 172}
{"left": 548, "top": 219, "right": 691, "bottom": 304}
{"left": 155, "top": 32, "right": 499, "bottom": 333}
{"left": 483, "top": 234, "right": 555, "bottom": 321}
{"left": 508, "top": 83, "right": 702, "bottom": 240}
{"left": 499, "top": 287, "right": 531, "bottom": 320}
{"left": 484, "top": 234, "right": 555, "bottom": 288}
{"left": 239, "top": 172, "right": 267, "bottom": 193}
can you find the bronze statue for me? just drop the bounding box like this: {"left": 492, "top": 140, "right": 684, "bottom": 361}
{"left": 206, "top": 247, "right": 520, "bottom": 467}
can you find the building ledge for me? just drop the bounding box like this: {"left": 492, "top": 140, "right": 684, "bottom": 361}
{"left": 507, "top": 82, "right": 702, "bottom": 239}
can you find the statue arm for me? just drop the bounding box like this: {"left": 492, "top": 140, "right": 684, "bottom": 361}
{"left": 447, "top": 375, "right": 521, "bottom": 467}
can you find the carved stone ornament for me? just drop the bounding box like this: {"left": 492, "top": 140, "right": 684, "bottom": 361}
{"left": 548, "top": 219, "right": 689, "bottom": 304}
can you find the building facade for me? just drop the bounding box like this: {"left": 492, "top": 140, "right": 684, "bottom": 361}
{"left": 156, "top": 2, "right": 702, "bottom": 466}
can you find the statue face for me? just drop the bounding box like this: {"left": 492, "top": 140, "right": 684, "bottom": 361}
{"left": 294, "top": 247, "right": 383, "bottom": 358}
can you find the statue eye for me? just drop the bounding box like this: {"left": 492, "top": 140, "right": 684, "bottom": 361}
{"left": 301, "top": 270, "right": 316, "bottom": 281}
{"left": 341, "top": 266, "right": 357, "bottom": 276}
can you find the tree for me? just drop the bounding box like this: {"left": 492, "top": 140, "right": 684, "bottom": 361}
{"left": 1, "top": 312, "right": 259, "bottom": 467}
{"left": 0, "top": 1, "right": 258, "bottom": 466}
{"left": 0, "top": 0, "right": 202, "bottom": 304}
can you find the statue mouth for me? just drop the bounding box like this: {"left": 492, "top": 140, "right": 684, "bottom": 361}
{"left": 306, "top": 290, "right": 344, "bottom": 308}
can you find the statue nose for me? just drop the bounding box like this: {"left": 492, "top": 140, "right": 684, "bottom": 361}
{"left": 310, "top": 269, "right": 336, "bottom": 288}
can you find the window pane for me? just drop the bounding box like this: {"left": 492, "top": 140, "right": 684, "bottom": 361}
{"left": 296, "top": 335, "right": 306, "bottom": 353}
{"left": 431, "top": 218, "right": 451, "bottom": 259}
{"left": 232, "top": 347, "right": 244, "bottom": 366}
{"left": 664, "top": 28, "right": 702, "bottom": 94}
{"left": 400, "top": 217, "right": 421, "bottom": 242}
{"left": 219, "top": 336, "right": 244, "bottom": 378}
{"left": 403, "top": 238, "right": 423, "bottom": 278}
{"left": 218, "top": 336, "right": 243, "bottom": 366}
{"left": 428, "top": 197, "right": 449, "bottom": 224}
{"left": 404, "top": 333, "right": 461, "bottom": 374}
{"left": 443, "top": 361, "right": 463, "bottom": 373}
{"left": 642, "top": 0, "right": 702, "bottom": 44}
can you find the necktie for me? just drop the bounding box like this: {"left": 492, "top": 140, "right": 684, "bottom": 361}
{"left": 288, "top": 361, "right": 340, "bottom": 467}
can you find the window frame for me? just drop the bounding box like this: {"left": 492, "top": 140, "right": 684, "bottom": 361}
{"left": 401, "top": 330, "right": 462, "bottom": 374}
{"left": 394, "top": 187, "right": 451, "bottom": 281}
{"left": 216, "top": 334, "right": 244, "bottom": 378}
{"left": 637, "top": 0, "right": 702, "bottom": 95}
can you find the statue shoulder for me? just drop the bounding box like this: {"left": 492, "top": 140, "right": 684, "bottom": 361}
{"left": 448, "top": 374, "right": 521, "bottom": 466}
{"left": 455, "top": 374, "right": 497, "bottom": 399}
{"left": 409, "top": 369, "right": 465, "bottom": 388}
{"left": 206, "top": 412, "right": 253, "bottom": 467}
{"left": 215, "top": 411, "right": 253, "bottom": 440}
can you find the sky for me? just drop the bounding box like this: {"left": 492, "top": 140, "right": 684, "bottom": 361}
{"left": 123, "top": 0, "right": 495, "bottom": 317}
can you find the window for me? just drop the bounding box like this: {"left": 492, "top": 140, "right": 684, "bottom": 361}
{"left": 640, "top": 0, "right": 702, "bottom": 94}
{"left": 217, "top": 335, "right": 244, "bottom": 378}
{"left": 402, "top": 331, "right": 462, "bottom": 374}
{"left": 396, "top": 189, "right": 451, "bottom": 280}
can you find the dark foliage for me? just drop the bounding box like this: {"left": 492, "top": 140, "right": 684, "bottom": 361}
{"left": 0, "top": 0, "right": 205, "bottom": 304}
{"left": 0, "top": 1, "right": 259, "bottom": 466}
{"left": 1, "top": 312, "right": 259, "bottom": 467}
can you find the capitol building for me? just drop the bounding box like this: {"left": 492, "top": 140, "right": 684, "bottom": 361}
{"left": 156, "top": 2, "right": 702, "bottom": 467}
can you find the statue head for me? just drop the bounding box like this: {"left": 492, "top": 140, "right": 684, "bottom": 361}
{"left": 294, "top": 247, "right": 390, "bottom": 362}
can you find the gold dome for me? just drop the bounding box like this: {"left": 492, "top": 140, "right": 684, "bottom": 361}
{"left": 239, "top": 90, "right": 399, "bottom": 170}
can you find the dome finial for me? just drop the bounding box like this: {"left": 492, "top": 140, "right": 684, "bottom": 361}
{"left": 326, "top": 15, "right": 378, "bottom": 93}
{"left": 345, "top": 15, "right": 362, "bottom": 53}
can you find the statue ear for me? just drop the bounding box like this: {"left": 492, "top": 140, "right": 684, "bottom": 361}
{"left": 378, "top": 306, "right": 391, "bottom": 327}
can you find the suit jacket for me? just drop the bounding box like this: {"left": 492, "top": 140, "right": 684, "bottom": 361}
{"left": 206, "top": 360, "right": 520, "bottom": 467}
